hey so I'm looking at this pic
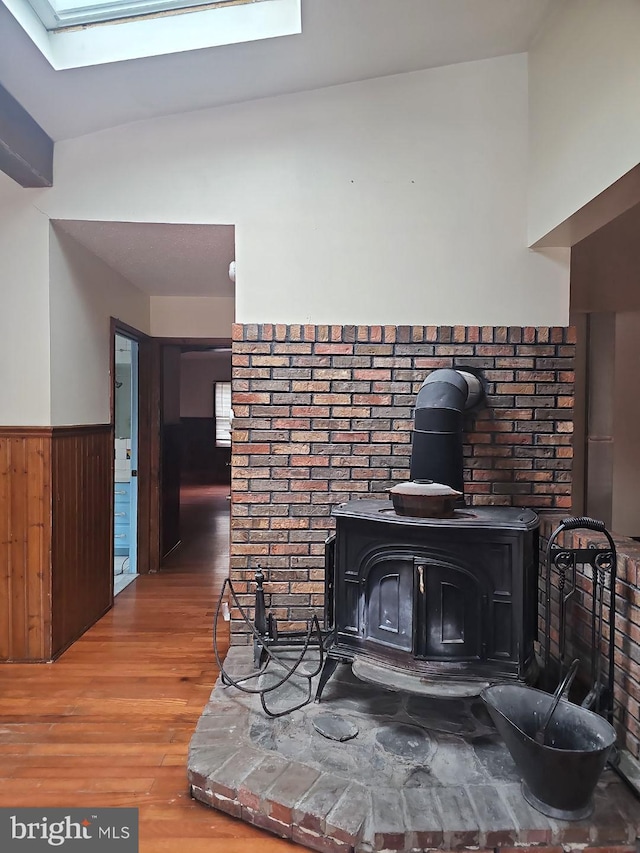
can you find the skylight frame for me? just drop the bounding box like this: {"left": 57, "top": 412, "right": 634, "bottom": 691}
{"left": 26, "top": 0, "right": 253, "bottom": 31}
{"left": 3, "top": 0, "right": 301, "bottom": 70}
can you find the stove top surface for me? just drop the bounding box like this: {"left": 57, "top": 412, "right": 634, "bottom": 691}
{"left": 333, "top": 498, "right": 539, "bottom": 530}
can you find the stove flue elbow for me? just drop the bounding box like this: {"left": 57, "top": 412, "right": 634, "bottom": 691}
{"left": 409, "top": 368, "right": 484, "bottom": 494}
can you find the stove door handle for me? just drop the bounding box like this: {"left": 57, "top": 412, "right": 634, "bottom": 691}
{"left": 417, "top": 564, "right": 425, "bottom": 595}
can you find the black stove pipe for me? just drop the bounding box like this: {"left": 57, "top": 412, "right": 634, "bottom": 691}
{"left": 409, "top": 368, "right": 483, "bottom": 494}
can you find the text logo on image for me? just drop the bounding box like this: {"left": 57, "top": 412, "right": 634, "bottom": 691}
{"left": 0, "top": 808, "right": 138, "bottom": 851}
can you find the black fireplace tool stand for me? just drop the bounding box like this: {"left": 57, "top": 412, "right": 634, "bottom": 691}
{"left": 543, "top": 516, "right": 617, "bottom": 724}
{"left": 212, "top": 567, "right": 331, "bottom": 718}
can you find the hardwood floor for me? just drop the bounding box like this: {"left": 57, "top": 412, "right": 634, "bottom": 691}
{"left": 0, "top": 484, "right": 302, "bottom": 852}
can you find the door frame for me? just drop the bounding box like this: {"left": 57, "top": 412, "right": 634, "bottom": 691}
{"left": 110, "top": 319, "right": 158, "bottom": 574}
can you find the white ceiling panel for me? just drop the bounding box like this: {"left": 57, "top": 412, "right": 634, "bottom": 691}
{"left": 54, "top": 219, "right": 235, "bottom": 297}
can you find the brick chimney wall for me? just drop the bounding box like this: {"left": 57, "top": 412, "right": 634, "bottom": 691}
{"left": 229, "top": 323, "right": 575, "bottom": 643}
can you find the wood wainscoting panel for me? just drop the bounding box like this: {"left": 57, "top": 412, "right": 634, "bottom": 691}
{"left": 51, "top": 425, "right": 113, "bottom": 658}
{"left": 0, "top": 428, "right": 53, "bottom": 661}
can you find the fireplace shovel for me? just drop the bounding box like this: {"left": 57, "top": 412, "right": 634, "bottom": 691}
{"left": 481, "top": 667, "right": 616, "bottom": 820}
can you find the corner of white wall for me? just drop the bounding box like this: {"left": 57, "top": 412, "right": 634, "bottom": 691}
{"left": 0, "top": 178, "right": 51, "bottom": 425}
{"left": 49, "top": 226, "right": 151, "bottom": 425}
{"left": 528, "top": 0, "right": 640, "bottom": 245}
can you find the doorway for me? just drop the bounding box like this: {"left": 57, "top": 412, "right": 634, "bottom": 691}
{"left": 113, "top": 332, "right": 139, "bottom": 594}
{"left": 157, "top": 339, "right": 232, "bottom": 564}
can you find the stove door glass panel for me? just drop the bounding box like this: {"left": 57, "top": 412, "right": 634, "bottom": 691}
{"left": 441, "top": 582, "right": 466, "bottom": 643}
{"left": 365, "top": 557, "right": 413, "bottom": 651}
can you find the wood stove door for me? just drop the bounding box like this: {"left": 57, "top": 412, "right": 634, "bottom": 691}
{"left": 364, "top": 556, "right": 414, "bottom": 652}
{"left": 415, "top": 559, "right": 482, "bottom": 660}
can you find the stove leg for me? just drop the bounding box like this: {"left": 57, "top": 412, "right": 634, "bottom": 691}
{"left": 314, "top": 657, "right": 340, "bottom": 703}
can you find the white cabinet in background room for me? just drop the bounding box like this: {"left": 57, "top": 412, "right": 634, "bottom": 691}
{"left": 114, "top": 482, "right": 131, "bottom": 556}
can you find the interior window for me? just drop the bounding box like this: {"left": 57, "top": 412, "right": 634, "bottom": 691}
{"left": 215, "top": 382, "right": 232, "bottom": 448}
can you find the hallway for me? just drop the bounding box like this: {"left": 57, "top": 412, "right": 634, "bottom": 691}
{"left": 0, "top": 484, "right": 300, "bottom": 852}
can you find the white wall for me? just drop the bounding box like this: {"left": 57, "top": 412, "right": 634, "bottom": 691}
{"left": 529, "top": 0, "right": 640, "bottom": 245}
{"left": 151, "top": 296, "right": 235, "bottom": 338}
{"left": 35, "top": 53, "right": 568, "bottom": 327}
{"left": 181, "top": 353, "right": 232, "bottom": 418}
{"left": 49, "top": 226, "right": 150, "bottom": 425}
{"left": 0, "top": 173, "right": 51, "bottom": 425}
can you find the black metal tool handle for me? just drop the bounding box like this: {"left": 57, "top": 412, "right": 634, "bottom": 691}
{"left": 560, "top": 517, "right": 607, "bottom": 532}
{"left": 535, "top": 658, "right": 580, "bottom": 745}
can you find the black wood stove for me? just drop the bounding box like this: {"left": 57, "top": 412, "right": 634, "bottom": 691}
{"left": 313, "top": 367, "right": 541, "bottom": 701}
{"left": 316, "top": 499, "right": 539, "bottom": 700}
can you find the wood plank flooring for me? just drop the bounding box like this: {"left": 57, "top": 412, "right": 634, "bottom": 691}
{"left": 0, "top": 484, "right": 303, "bottom": 852}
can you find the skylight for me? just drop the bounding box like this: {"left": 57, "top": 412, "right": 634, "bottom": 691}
{"left": 4, "top": 0, "right": 301, "bottom": 70}
{"left": 27, "top": 0, "right": 249, "bottom": 31}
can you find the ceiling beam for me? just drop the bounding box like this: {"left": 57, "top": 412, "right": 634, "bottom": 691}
{"left": 0, "top": 83, "right": 53, "bottom": 188}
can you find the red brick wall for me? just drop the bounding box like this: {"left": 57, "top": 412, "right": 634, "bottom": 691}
{"left": 229, "top": 323, "right": 575, "bottom": 642}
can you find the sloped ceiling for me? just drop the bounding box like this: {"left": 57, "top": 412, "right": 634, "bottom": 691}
{"left": 0, "top": 0, "right": 554, "bottom": 141}
{"left": 3, "top": 1, "right": 554, "bottom": 301}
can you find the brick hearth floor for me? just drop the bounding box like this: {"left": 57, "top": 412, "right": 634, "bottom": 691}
{"left": 188, "top": 647, "right": 640, "bottom": 853}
